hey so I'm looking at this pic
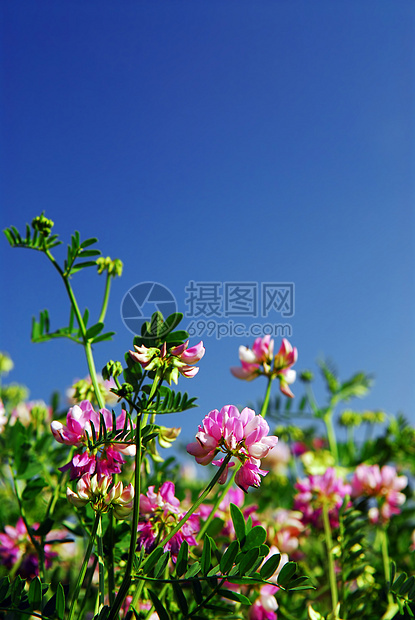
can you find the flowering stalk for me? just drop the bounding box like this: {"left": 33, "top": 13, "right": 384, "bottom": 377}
{"left": 97, "top": 514, "right": 105, "bottom": 612}
{"left": 197, "top": 462, "right": 241, "bottom": 541}
{"left": 158, "top": 454, "right": 233, "bottom": 550}
{"left": 322, "top": 501, "right": 339, "bottom": 615}
{"left": 107, "top": 411, "right": 143, "bottom": 620}
{"left": 97, "top": 270, "right": 112, "bottom": 324}
{"left": 44, "top": 248, "right": 106, "bottom": 410}
{"left": 68, "top": 512, "right": 100, "bottom": 620}
{"left": 260, "top": 376, "right": 273, "bottom": 418}
{"left": 380, "top": 527, "right": 394, "bottom": 608}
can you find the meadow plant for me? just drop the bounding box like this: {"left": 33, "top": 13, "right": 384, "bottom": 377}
{"left": 0, "top": 215, "right": 414, "bottom": 619}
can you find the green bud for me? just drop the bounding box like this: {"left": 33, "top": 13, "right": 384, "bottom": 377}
{"left": 97, "top": 256, "right": 123, "bottom": 277}
{"left": 118, "top": 383, "right": 134, "bottom": 397}
{"left": 31, "top": 213, "right": 54, "bottom": 236}
{"left": 102, "top": 360, "right": 123, "bottom": 380}
{"left": 0, "top": 352, "right": 14, "bottom": 375}
{"left": 339, "top": 410, "right": 362, "bottom": 428}
{"left": 299, "top": 370, "right": 314, "bottom": 383}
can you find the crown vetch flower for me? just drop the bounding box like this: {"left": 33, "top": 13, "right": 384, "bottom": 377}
{"left": 0, "top": 517, "right": 57, "bottom": 580}
{"left": 129, "top": 340, "right": 205, "bottom": 384}
{"left": 187, "top": 405, "right": 278, "bottom": 491}
{"left": 137, "top": 482, "right": 199, "bottom": 559}
{"left": 294, "top": 468, "right": 351, "bottom": 528}
{"left": 231, "top": 337, "right": 298, "bottom": 397}
{"left": 51, "top": 400, "right": 134, "bottom": 479}
{"left": 67, "top": 473, "right": 134, "bottom": 518}
{"left": 351, "top": 464, "right": 407, "bottom": 524}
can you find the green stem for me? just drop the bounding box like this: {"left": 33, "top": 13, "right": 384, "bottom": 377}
{"left": 129, "top": 579, "right": 146, "bottom": 617}
{"left": 68, "top": 512, "right": 100, "bottom": 620}
{"left": 322, "top": 502, "right": 338, "bottom": 614}
{"left": 380, "top": 526, "right": 394, "bottom": 608}
{"left": 159, "top": 455, "right": 233, "bottom": 550}
{"left": 260, "top": 376, "right": 273, "bottom": 417}
{"left": 97, "top": 514, "right": 105, "bottom": 611}
{"left": 323, "top": 409, "right": 339, "bottom": 466}
{"left": 107, "top": 512, "right": 116, "bottom": 606}
{"left": 197, "top": 462, "right": 241, "bottom": 541}
{"left": 98, "top": 272, "right": 112, "bottom": 324}
{"left": 107, "top": 412, "right": 143, "bottom": 620}
{"left": 44, "top": 249, "right": 105, "bottom": 410}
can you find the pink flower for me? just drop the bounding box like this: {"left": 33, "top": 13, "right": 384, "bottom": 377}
{"left": 67, "top": 473, "right": 134, "bottom": 518}
{"left": 249, "top": 583, "right": 279, "bottom": 620}
{"left": 51, "top": 401, "right": 134, "bottom": 479}
{"left": 129, "top": 340, "right": 205, "bottom": 384}
{"left": 137, "top": 482, "right": 199, "bottom": 559}
{"left": 187, "top": 405, "right": 278, "bottom": 491}
{"left": 270, "top": 509, "right": 304, "bottom": 554}
{"left": 0, "top": 518, "right": 57, "bottom": 580}
{"left": 170, "top": 340, "right": 205, "bottom": 364}
{"left": 351, "top": 464, "right": 407, "bottom": 524}
{"left": 294, "top": 468, "right": 352, "bottom": 528}
{"left": 231, "top": 337, "right": 298, "bottom": 398}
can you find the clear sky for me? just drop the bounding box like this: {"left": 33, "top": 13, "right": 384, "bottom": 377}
{"left": 1, "top": 0, "right": 414, "bottom": 446}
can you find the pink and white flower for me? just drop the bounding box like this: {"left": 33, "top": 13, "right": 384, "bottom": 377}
{"left": 67, "top": 473, "right": 134, "bottom": 518}
{"left": 187, "top": 405, "right": 278, "bottom": 491}
{"left": 351, "top": 464, "right": 407, "bottom": 524}
{"left": 294, "top": 468, "right": 351, "bottom": 528}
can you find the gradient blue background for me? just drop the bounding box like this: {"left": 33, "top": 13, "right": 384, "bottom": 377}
{"left": 1, "top": 1, "right": 413, "bottom": 446}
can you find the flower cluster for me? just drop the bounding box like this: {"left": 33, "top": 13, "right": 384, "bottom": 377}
{"left": 129, "top": 339, "right": 205, "bottom": 384}
{"left": 51, "top": 400, "right": 134, "bottom": 479}
{"left": 231, "top": 336, "right": 298, "bottom": 397}
{"left": 351, "top": 464, "right": 408, "bottom": 524}
{"left": 187, "top": 405, "right": 278, "bottom": 492}
{"left": 294, "top": 468, "right": 352, "bottom": 528}
{"left": 137, "top": 482, "right": 199, "bottom": 559}
{"left": 67, "top": 473, "right": 134, "bottom": 518}
{"left": 0, "top": 517, "right": 57, "bottom": 580}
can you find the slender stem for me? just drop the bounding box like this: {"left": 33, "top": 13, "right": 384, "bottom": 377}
{"left": 380, "top": 526, "right": 394, "bottom": 607}
{"left": 159, "top": 455, "right": 233, "bottom": 550}
{"left": 260, "top": 376, "right": 273, "bottom": 417}
{"left": 323, "top": 409, "right": 339, "bottom": 465}
{"left": 107, "top": 412, "right": 143, "bottom": 620}
{"left": 322, "top": 502, "right": 338, "bottom": 614}
{"left": 107, "top": 512, "right": 116, "bottom": 606}
{"left": 68, "top": 512, "right": 100, "bottom": 620}
{"left": 97, "top": 514, "right": 105, "bottom": 611}
{"left": 98, "top": 272, "right": 112, "bottom": 324}
{"left": 129, "top": 579, "right": 145, "bottom": 616}
{"left": 197, "top": 462, "right": 241, "bottom": 541}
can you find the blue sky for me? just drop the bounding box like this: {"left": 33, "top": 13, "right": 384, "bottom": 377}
{"left": 1, "top": 1, "right": 414, "bottom": 445}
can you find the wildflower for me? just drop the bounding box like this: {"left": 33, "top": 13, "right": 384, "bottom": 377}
{"left": 66, "top": 374, "right": 119, "bottom": 406}
{"left": 0, "top": 399, "right": 7, "bottom": 433}
{"left": 10, "top": 400, "right": 52, "bottom": 428}
{"left": 51, "top": 400, "right": 134, "bottom": 479}
{"left": 270, "top": 509, "right": 304, "bottom": 555}
{"left": 231, "top": 337, "right": 298, "bottom": 397}
{"left": 129, "top": 339, "right": 205, "bottom": 384}
{"left": 351, "top": 464, "right": 407, "bottom": 524}
{"left": 0, "top": 517, "right": 57, "bottom": 580}
{"left": 249, "top": 584, "right": 279, "bottom": 620}
{"left": 294, "top": 468, "right": 351, "bottom": 528}
{"left": 67, "top": 473, "right": 134, "bottom": 518}
{"left": 137, "top": 482, "right": 199, "bottom": 559}
{"left": 187, "top": 405, "right": 278, "bottom": 492}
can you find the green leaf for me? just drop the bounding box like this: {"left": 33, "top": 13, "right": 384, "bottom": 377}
{"left": 91, "top": 331, "right": 115, "bottom": 344}
{"left": 28, "top": 577, "right": 43, "bottom": 610}
{"left": 22, "top": 477, "right": 48, "bottom": 500}
{"left": 217, "top": 588, "right": 251, "bottom": 605}
{"left": 70, "top": 260, "right": 98, "bottom": 273}
{"left": 277, "top": 561, "right": 297, "bottom": 588}
{"left": 260, "top": 553, "right": 281, "bottom": 580}
{"left": 0, "top": 576, "right": 10, "bottom": 603}
{"left": 86, "top": 322, "right": 104, "bottom": 340}
{"left": 244, "top": 526, "right": 267, "bottom": 550}
{"left": 80, "top": 237, "right": 99, "bottom": 249}
{"left": 238, "top": 548, "right": 260, "bottom": 576}
{"left": 172, "top": 582, "right": 188, "bottom": 616}
{"left": 392, "top": 573, "right": 407, "bottom": 593}
{"left": 55, "top": 582, "right": 65, "bottom": 619}
{"left": 220, "top": 540, "right": 240, "bottom": 574}
{"left": 400, "top": 575, "right": 415, "bottom": 596}
{"left": 148, "top": 588, "right": 171, "bottom": 620}
{"left": 201, "top": 534, "right": 212, "bottom": 575}
{"left": 141, "top": 547, "right": 163, "bottom": 574}
{"left": 79, "top": 249, "right": 101, "bottom": 257}
{"left": 230, "top": 503, "right": 246, "bottom": 543}
{"left": 185, "top": 561, "right": 201, "bottom": 579}
{"left": 11, "top": 575, "right": 25, "bottom": 606}
{"left": 154, "top": 551, "right": 170, "bottom": 578}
